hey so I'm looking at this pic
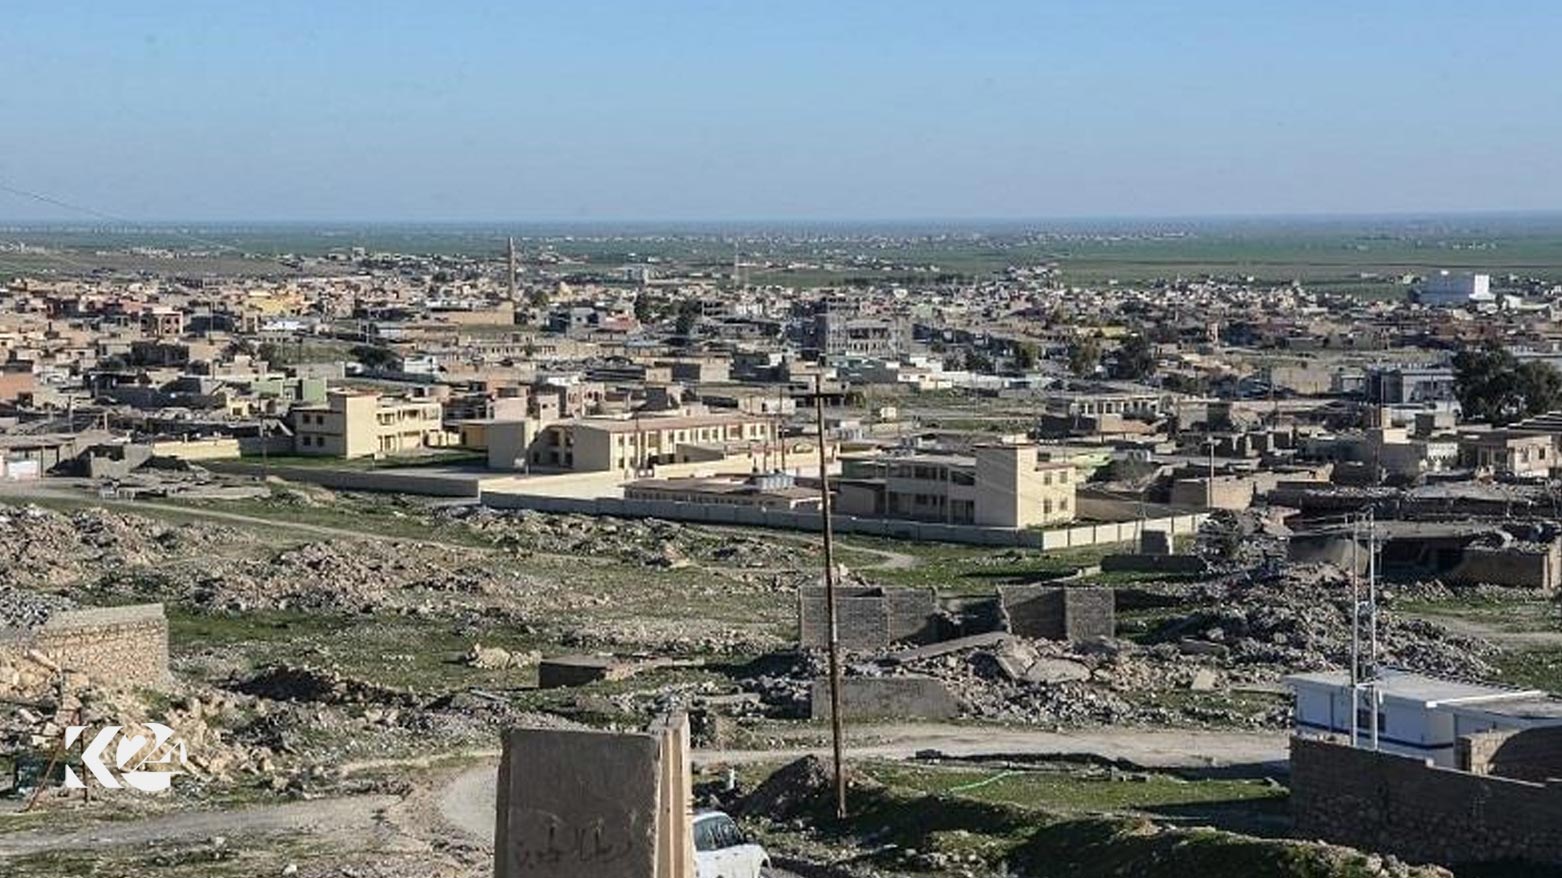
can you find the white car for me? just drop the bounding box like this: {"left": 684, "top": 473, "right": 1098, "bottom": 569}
{"left": 694, "top": 810, "right": 771, "bottom": 878}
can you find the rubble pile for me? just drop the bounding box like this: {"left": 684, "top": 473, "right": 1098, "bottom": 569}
{"left": 0, "top": 502, "right": 249, "bottom": 590}
{"left": 441, "top": 507, "right": 806, "bottom": 570}
{"left": 1154, "top": 577, "right": 1497, "bottom": 679}
{"left": 0, "top": 584, "right": 76, "bottom": 628}
{"left": 87, "top": 539, "right": 557, "bottom": 615}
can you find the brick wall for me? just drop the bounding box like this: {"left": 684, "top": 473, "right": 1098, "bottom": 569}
{"left": 1291, "top": 736, "right": 1562, "bottom": 866}
{"left": 0, "top": 604, "right": 170, "bottom": 690}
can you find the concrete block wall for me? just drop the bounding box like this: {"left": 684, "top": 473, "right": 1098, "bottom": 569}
{"left": 797, "top": 586, "right": 937, "bottom": 650}
{"left": 809, "top": 675, "right": 959, "bottom": 721}
{"left": 1291, "top": 736, "right": 1562, "bottom": 866}
{"left": 1446, "top": 542, "right": 1559, "bottom": 591}
{"left": 997, "top": 586, "right": 1114, "bottom": 641}
{"left": 0, "top": 604, "right": 170, "bottom": 689}
{"left": 799, "top": 589, "right": 890, "bottom": 651}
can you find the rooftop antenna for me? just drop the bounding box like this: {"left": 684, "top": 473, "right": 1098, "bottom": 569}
{"left": 1349, "top": 509, "right": 1381, "bottom": 750}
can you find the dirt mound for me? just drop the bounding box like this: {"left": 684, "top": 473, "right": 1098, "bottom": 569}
{"left": 738, "top": 755, "right": 834, "bottom": 820}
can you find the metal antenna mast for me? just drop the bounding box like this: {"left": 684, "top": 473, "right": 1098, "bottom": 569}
{"left": 806, "top": 373, "right": 847, "bottom": 819}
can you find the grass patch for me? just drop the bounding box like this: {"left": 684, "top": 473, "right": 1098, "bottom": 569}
{"left": 1493, "top": 646, "right": 1562, "bottom": 695}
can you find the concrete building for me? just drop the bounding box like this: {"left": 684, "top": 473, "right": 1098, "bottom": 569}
{"left": 1365, "top": 366, "right": 1457, "bottom": 406}
{"left": 1458, "top": 430, "right": 1555, "bottom": 478}
{"left": 529, "top": 412, "right": 774, "bottom": 473}
{"left": 623, "top": 471, "right": 819, "bottom": 510}
{"left": 292, "top": 390, "right": 450, "bottom": 458}
{"left": 836, "top": 444, "right": 1075, "bottom": 528}
{"left": 1286, "top": 669, "right": 1562, "bottom": 768}
{"left": 1416, "top": 271, "right": 1494, "bottom": 307}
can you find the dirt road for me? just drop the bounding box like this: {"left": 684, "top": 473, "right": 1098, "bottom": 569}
{"left": 435, "top": 724, "right": 1289, "bottom": 844}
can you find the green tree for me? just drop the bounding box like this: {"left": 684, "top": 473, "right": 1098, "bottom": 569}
{"left": 634, "top": 294, "right": 655, "bottom": 323}
{"left": 1066, "top": 335, "right": 1102, "bottom": 377}
{"left": 1013, "top": 341, "right": 1039, "bottom": 371}
{"left": 1112, "top": 334, "right": 1156, "bottom": 380}
{"left": 1453, "top": 343, "right": 1562, "bottom": 425}
{"left": 966, "top": 350, "right": 994, "bottom": 373}
{"left": 674, "top": 301, "right": 701, "bottom": 342}
{"left": 1517, "top": 360, "right": 1562, "bottom": 419}
{"left": 350, "top": 344, "right": 398, "bottom": 370}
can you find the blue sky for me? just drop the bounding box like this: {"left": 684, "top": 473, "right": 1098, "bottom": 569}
{"left": 2, "top": 1, "right": 1560, "bottom": 222}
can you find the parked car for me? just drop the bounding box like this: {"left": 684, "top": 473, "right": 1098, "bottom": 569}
{"left": 694, "top": 810, "right": 771, "bottom": 878}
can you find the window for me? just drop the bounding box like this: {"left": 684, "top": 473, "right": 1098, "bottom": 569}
{"left": 1355, "top": 708, "right": 1387, "bottom": 735}
{"left": 694, "top": 820, "right": 718, "bottom": 852}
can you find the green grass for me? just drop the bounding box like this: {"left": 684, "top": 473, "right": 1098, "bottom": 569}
{"left": 864, "top": 761, "right": 1283, "bottom": 815}
{"left": 1493, "top": 647, "right": 1562, "bottom": 694}
{"left": 1396, "top": 594, "right": 1562, "bottom": 634}
{"left": 751, "top": 760, "right": 1401, "bottom": 878}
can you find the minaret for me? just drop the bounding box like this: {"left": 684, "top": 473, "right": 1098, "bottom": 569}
{"left": 507, "top": 236, "right": 517, "bottom": 301}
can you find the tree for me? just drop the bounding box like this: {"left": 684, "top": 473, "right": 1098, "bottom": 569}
{"left": 634, "top": 294, "right": 655, "bottom": 324}
{"left": 350, "top": 344, "right": 398, "bottom": 371}
{"left": 966, "top": 350, "right": 994, "bottom": 373}
{"left": 1013, "top": 341, "right": 1039, "bottom": 371}
{"left": 1112, "top": 334, "right": 1157, "bottom": 380}
{"left": 673, "top": 300, "right": 701, "bottom": 343}
{"left": 1517, "top": 360, "right": 1562, "bottom": 419}
{"left": 1066, "top": 335, "right": 1102, "bottom": 377}
{"left": 1453, "top": 343, "right": 1562, "bottom": 425}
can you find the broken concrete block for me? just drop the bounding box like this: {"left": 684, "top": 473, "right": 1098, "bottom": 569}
{"left": 1189, "top": 668, "right": 1221, "bottom": 691}
{"left": 1024, "top": 658, "right": 1091, "bottom": 685}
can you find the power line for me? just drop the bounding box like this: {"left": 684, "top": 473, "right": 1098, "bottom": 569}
{"left": 0, "top": 179, "right": 247, "bottom": 255}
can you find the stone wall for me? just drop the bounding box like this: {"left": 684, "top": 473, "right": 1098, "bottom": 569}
{"left": 1458, "top": 726, "right": 1562, "bottom": 782}
{"left": 0, "top": 604, "right": 169, "bottom": 690}
{"left": 1291, "top": 736, "right": 1562, "bottom": 866}
{"left": 997, "top": 586, "right": 1114, "bottom": 641}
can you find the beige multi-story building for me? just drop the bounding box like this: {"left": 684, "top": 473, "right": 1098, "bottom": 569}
{"left": 292, "top": 391, "right": 450, "bottom": 458}
{"left": 836, "top": 444, "right": 1075, "bottom": 528}
{"left": 528, "top": 412, "right": 774, "bottom": 473}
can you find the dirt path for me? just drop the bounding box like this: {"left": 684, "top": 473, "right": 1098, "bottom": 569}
{"left": 1403, "top": 612, "right": 1562, "bottom": 648}
{"left": 0, "top": 482, "right": 492, "bottom": 553}
{"left": 0, "top": 795, "right": 401, "bottom": 857}
{"left": 434, "top": 724, "right": 1288, "bottom": 844}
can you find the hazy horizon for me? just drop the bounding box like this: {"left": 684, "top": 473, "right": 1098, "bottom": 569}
{"left": 4, "top": 2, "right": 1562, "bottom": 224}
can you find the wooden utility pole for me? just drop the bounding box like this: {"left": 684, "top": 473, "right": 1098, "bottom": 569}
{"left": 809, "top": 373, "right": 847, "bottom": 819}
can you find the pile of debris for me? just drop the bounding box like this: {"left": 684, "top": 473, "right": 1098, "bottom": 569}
{"left": 1153, "top": 573, "right": 1497, "bottom": 680}
{"left": 440, "top": 507, "right": 806, "bottom": 570}
{"left": 0, "top": 502, "right": 248, "bottom": 591}
{"left": 0, "top": 584, "right": 76, "bottom": 628}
